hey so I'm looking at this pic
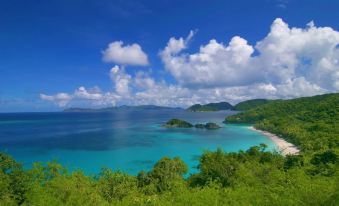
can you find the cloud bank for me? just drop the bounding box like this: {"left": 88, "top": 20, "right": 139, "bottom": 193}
{"left": 41, "top": 18, "right": 339, "bottom": 108}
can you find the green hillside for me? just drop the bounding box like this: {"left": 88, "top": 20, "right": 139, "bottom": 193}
{"left": 234, "top": 99, "right": 274, "bottom": 111}
{"left": 226, "top": 93, "right": 339, "bottom": 152}
{"left": 187, "top": 102, "right": 234, "bottom": 111}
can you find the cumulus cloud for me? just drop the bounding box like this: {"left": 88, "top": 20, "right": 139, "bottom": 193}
{"left": 256, "top": 18, "right": 339, "bottom": 91}
{"left": 40, "top": 93, "right": 72, "bottom": 107}
{"left": 40, "top": 86, "right": 120, "bottom": 107}
{"left": 110, "top": 65, "right": 132, "bottom": 96}
{"left": 160, "top": 33, "right": 257, "bottom": 87}
{"left": 41, "top": 18, "right": 339, "bottom": 108}
{"left": 102, "top": 41, "right": 149, "bottom": 66}
{"left": 160, "top": 18, "right": 339, "bottom": 95}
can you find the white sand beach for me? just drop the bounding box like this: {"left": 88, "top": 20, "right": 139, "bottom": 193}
{"left": 249, "top": 126, "right": 300, "bottom": 156}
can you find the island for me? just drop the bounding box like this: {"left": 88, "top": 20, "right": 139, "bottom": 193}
{"left": 164, "top": 119, "right": 221, "bottom": 129}
{"left": 203, "top": 122, "right": 221, "bottom": 129}
{"left": 163, "top": 119, "right": 193, "bottom": 128}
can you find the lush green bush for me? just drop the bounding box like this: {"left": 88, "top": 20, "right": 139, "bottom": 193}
{"left": 0, "top": 145, "right": 338, "bottom": 205}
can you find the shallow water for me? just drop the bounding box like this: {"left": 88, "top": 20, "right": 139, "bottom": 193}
{"left": 0, "top": 109, "right": 276, "bottom": 175}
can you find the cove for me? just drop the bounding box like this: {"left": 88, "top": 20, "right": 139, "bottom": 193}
{"left": 0, "top": 109, "right": 276, "bottom": 175}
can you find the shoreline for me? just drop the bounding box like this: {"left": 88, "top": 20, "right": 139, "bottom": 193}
{"left": 249, "top": 126, "right": 300, "bottom": 156}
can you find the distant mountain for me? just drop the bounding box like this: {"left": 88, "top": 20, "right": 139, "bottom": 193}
{"left": 63, "top": 105, "right": 182, "bottom": 112}
{"left": 234, "top": 99, "right": 275, "bottom": 111}
{"left": 187, "top": 99, "right": 276, "bottom": 112}
{"left": 63, "top": 108, "right": 96, "bottom": 112}
{"left": 187, "top": 102, "right": 234, "bottom": 112}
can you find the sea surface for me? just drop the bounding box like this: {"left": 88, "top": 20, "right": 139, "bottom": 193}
{"left": 0, "top": 109, "right": 276, "bottom": 175}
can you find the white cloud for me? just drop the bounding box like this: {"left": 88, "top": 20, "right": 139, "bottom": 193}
{"left": 40, "top": 86, "right": 120, "bottom": 107}
{"left": 160, "top": 18, "right": 339, "bottom": 93}
{"left": 102, "top": 41, "right": 149, "bottom": 66}
{"left": 160, "top": 30, "right": 195, "bottom": 56}
{"left": 40, "top": 93, "right": 72, "bottom": 107}
{"left": 74, "top": 86, "right": 103, "bottom": 100}
{"left": 41, "top": 18, "right": 339, "bottom": 108}
{"left": 110, "top": 65, "right": 132, "bottom": 96}
{"left": 160, "top": 32, "right": 260, "bottom": 87}
{"left": 255, "top": 18, "right": 339, "bottom": 91}
{"left": 134, "top": 71, "right": 156, "bottom": 89}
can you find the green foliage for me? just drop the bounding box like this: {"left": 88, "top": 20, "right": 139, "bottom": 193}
{"left": 194, "top": 122, "right": 221, "bottom": 130}
{"left": 163, "top": 119, "right": 193, "bottom": 128}
{"left": 194, "top": 123, "right": 205, "bottom": 129}
{"left": 138, "top": 157, "right": 187, "bottom": 193}
{"left": 311, "top": 150, "right": 337, "bottom": 165}
{"left": 204, "top": 122, "right": 221, "bottom": 129}
{"left": 0, "top": 147, "right": 338, "bottom": 205}
{"left": 164, "top": 119, "right": 221, "bottom": 130}
{"left": 226, "top": 93, "right": 339, "bottom": 152}
{"left": 187, "top": 102, "right": 234, "bottom": 111}
{"left": 0, "top": 153, "right": 30, "bottom": 205}
{"left": 234, "top": 99, "right": 274, "bottom": 111}
{"left": 97, "top": 169, "right": 138, "bottom": 202}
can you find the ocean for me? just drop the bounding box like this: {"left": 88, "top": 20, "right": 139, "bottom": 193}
{"left": 0, "top": 109, "right": 276, "bottom": 175}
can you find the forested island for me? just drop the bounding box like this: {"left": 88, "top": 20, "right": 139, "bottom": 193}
{"left": 0, "top": 93, "right": 338, "bottom": 205}
{"left": 164, "top": 119, "right": 221, "bottom": 129}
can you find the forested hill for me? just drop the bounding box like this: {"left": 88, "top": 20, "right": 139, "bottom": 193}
{"left": 226, "top": 93, "right": 339, "bottom": 152}
{"left": 233, "top": 99, "right": 274, "bottom": 111}
{"left": 187, "top": 99, "right": 273, "bottom": 111}
{"left": 187, "top": 102, "right": 234, "bottom": 111}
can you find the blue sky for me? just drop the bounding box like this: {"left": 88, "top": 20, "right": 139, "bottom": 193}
{"left": 1, "top": 0, "right": 339, "bottom": 112}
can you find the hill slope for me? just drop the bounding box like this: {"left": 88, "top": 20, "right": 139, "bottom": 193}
{"left": 234, "top": 99, "right": 274, "bottom": 111}
{"left": 226, "top": 93, "right": 339, "bottom": 152}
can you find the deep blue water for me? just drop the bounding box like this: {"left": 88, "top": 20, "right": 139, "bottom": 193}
{"left": 0, "top": 109, "right": 276, "bottom": 175}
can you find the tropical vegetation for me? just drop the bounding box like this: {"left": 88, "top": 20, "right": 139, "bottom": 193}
{"left": 163, "top": 119, "right": 193, "bottom": 128}
{"left": 233, "top": 99, "right": 273, "bottom": 111}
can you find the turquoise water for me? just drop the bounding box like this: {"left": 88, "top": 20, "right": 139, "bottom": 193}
{"left": 0, "top": 110, "right": 276, "bottom": 175}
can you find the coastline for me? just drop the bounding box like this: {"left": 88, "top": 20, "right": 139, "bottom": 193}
{"left": 249, "top": 126, "right": 300, "bottom": 156}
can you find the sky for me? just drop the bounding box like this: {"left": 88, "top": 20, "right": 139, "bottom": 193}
{"left": 0, "top": 0, "right": 339, "bottom": 112}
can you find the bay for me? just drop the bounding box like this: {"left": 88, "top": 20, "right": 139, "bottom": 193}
{"left": 0, "top": 109, "right": 276, "bottom": 175}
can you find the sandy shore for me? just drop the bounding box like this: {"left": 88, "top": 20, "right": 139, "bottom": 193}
{"left": 249, "top": 126, "right": 300, "bottom": 156}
